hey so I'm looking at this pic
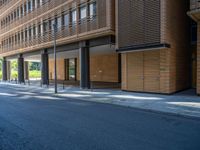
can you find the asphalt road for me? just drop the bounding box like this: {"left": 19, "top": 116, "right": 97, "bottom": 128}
{"left": 0, "top": 84, "right": 200, "bottom": 150}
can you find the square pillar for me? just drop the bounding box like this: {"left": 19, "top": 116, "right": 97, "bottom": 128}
{"left": 18, "top": 54, "right": 25, "bottom": 83}
{"left": 79, "top": 41, "right": 90, "bottom": 89}
{"left": 2, "top": 58, "right": 7, "bottom": 81}
{"left": 41, "top": 50, "right": 49, "bottom": 85}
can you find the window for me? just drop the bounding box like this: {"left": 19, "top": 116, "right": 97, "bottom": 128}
{"left": 24, "top": 2, "right": 27, "bottom": 14}
{"left": 80, "top": 5, "right": 87, "bottom": 20}
{"left": 28, "top": 0, "right": 32, "bottom": 12}
{"left": 21, "top": 31, "right": 24, "bottom": 42}
{"left": 25, "top": 28, "right": 28, "bottom": 40}
{"left": 43, "top": 20, "right": 49, "bottom": 33}
{"left": 57, "top": 17, "right": 62, "bottom": 29}
{"left": 32, "top": 0, "right": 35, "bottom": 9}
{"left": 17, "top": 7, "right": 20, "bottom": 17}
{"left": 17, "top": 32, "right": 20, "bottom": 44}
{"left": 65, "top": 58, "right": 77, "bottom": 80}
{"left": 15, "top": 34, "right": 17, "bottom": 44}
{"left": 29, "top": 27, "right": 32, "bottom": 39}
{"left": 11, "top": 13, "right": 13, "bottom": 21}
{"left": 33, "top": 25, "right": 36, "bottom": 36}
{"left": 63, "top": 13, "right": 69, "bottom": 27}
{"left": 72, "top": 9, "right": 77, "bottom": 25}
{"left": 21, "top": 5, "right": 24, "bottom": 16}
{"left": 89, "top": 2, "right": 96, "bottom": 19}
{"left": 51, "top": 19, "right": 55, "bottom": 30}
{"left": 38, "top": 24, "right": 41, "bottom": 35}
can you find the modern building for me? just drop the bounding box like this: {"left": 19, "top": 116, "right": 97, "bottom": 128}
{"left": 188, "top": 0, "right": 200, "bottom": 95}
{"left": 0, "top": 0, "right": 196, "bottom": 94}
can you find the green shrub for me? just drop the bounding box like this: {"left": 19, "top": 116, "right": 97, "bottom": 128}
{"left": 29, "top": 70, "right": 41, "bottom": 78}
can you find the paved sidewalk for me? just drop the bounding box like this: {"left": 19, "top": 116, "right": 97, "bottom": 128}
{"left": 1, "top": 82, "right": 200, "bottom": 119}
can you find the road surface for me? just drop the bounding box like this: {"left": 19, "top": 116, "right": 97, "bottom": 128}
{"left": 0, "top": 84, "right": 200, "bottom": 150}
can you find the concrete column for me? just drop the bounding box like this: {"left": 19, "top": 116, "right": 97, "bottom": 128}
{"left": 79, "top": 41, "right": 90, "bottom": 89}
{"left": 18, "top": 54, "right": 25, "bottom": 83}
{"left": 24, "top": 61, "right": 29, "bottom": 80}
{"left": 41, "top": 50, "right": 49, "bottom": 85}
{"left": 2, "top": 58, "right": 7, "bottom": 81}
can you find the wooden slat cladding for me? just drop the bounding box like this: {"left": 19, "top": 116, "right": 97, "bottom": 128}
{"left": 0, "top": 0, "right": 115, "bottom": 57}
{"left": 117, "top": 0, "right": 161, "bottom": 48}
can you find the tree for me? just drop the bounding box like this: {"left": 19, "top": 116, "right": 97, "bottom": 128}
{"left": 0, "top": 59, "right": 2, "bottom": 71}
{"left": 11, "top": 60, "right": 18, "bottom": 71}
{"left": 29, "top": 62, "right": 41, "bottom": 71}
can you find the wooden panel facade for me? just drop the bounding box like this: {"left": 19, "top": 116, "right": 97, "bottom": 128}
{"left": 162, "top": 0, "right": 190, "bottom": 93}
{"left": 120, "top": 0, "right": 190, "bottom": 94}
{"left": 143, "top": 51, "right": 160, "bottom": 93}
{"left": 122, "top": 50, "right": 160, "bottom": 93}
{"left": 49, "top": 53, "right": 119, "bottom": 83}
{"left": 90, "top": 53, "right": 119, "bottom": 82}
{"left": 127, "top": 52, "right": 144, "bottom": 92}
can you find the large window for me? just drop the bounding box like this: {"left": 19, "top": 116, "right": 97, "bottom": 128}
{"left": 80, "top": 5, "right": 87, "bottom": 20}
{"left": 51, "top": 19, "right": 55, "bottom": 31}
{"left": 17, "top": 7, "right": 20, "bottom": 18}
{"left": 72, "top": 9, "right": 77, "bottom": 25}
{"left": 89, "top": 2, "right": 96, "bottom": 19}
{"left": 63, "top": 13, "right": 69, "bottom": 27}
{"left": 38, "top": 24, "right": 41, "bottom": 35}
{"left": 57, "top": 17, "right": 62, "bottom": 29}
{"left": 28, "top": 27, "right": 32, "bottom": 39}
{"left": 33, "top": 25, "right": 36, "bottom": 37}
{"left": 27, "top": 1, "right": 31, "bottom": 12}
{"left": 25, "top": 28, "right": 28, "bottom": 41}
{"left": 65, "top": 58, "right": 77, "bottom": 81}
{"left": 43, "top": 20, "right": 49, "bottom": 33}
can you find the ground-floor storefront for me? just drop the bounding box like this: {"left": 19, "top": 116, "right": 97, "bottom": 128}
{"left": 48, "top": 45, "right": 120, "bottom": 89}
{"left": 1, "top": 38, "right": 199, "bottom": 95}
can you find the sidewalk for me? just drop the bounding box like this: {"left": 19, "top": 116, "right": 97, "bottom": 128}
{"left": 1, "top": 81, "right": 200, "bottom": 119}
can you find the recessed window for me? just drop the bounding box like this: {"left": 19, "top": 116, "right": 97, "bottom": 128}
{"left": 43, "top": 20, "right": 49, "bottom": 33}
{"left": 65, "top": 58, "right": 77, "bottom": 81}
{"left": 63, "top": 13, "right": 69, "bottom": 27}
{"left": 57, "top": 17, "right": 62, "bottom": 29}
{"left": 72, "top": 10, "right": 77, "bottom": 24}
{"left": 51, "top": 19, "right": 55, "bottom": 30}
{"left": 80, "top": 5, "right": 87, "bottom": 20}
{"left": 89, "top": 2, "right": 96, "bottom": 19}
{"left": 29, "top": 27, "right": 32, "bottom": 39}
{"left": 33, "top": 26, "right": 36, "bottom": 36}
